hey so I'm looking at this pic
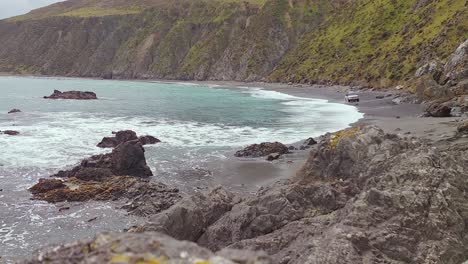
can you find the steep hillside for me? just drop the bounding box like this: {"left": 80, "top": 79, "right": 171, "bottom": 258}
{"left": 0, "top": 0, "right": 466, "bottom": 87}
{"left": 0, "top": 0, "right": 333, "bottom": 81}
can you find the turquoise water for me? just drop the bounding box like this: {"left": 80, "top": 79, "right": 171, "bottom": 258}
{"left": 0, "top": 76, "right": 362, "bottom": 261}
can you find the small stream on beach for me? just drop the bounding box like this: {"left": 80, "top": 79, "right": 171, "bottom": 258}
{"left": 0, "top": 76, "right": 363, "bottom": 262}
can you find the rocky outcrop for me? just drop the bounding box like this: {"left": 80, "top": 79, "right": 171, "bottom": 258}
{"left": 137, "top": 126, "right": 468, "bottom": 263}
{"left": 43, "top": 90, "right": 97, "bottom": 100}
{"left": 20, "top": 232, "right": 272, "bottom": 264}
{"left": 29, "top": 139, "right": 165, "bottom": 215}
{"left": 1, "top": 130, "right": 20, "bottom": 135}
{"left": 235, "top": 142, "right": 289, "bottom": 158}
{"left": 55, "top": 140, "right": 153, "bottom": 178}
{"left": 7, "top": 108, "right": 21, "bottom": 114}
{"left": 97, "top": 130, "right": 160, "bottom": 148}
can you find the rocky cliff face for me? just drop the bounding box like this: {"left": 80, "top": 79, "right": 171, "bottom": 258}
{"left": 0, "top": 0, "right": 465, "bottom": 87}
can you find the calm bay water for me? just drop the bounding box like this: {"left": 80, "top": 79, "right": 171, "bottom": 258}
{"left": 0, "top": 76, "right": 362, "bottom": 261}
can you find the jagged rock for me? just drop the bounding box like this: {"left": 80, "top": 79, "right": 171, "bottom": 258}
{"left": 1, "top": 130, "right": 20, "bottom": 135}
{"left": 7, "top": 108, "right": 21, "bottom": 114}
{"left": 56, "top": 140, "right": 153, "bottom": 178}
{"left": 266, "top": 153, "right": 280, "bottom": 161}
{"left": 29, "top": 176, "right": 181, "bottom": 216}
{"left": 43, "top": 90, "right": 97, "bottom": 100}
{"left": 97, "top": 130, "right": 160, "bottom": 148}
{"left": 19, "top": 232, "right": 271, "bottom": 264}
{"left": 235, "top": 142, "right": 289, "bottom": 158}
{"left": 425, "top": 102, "right": 451, "bottom": 117}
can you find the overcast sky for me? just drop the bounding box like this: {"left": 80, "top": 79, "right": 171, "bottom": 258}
{"left": 0, "top": 0, "right": 63, "bottom": 19}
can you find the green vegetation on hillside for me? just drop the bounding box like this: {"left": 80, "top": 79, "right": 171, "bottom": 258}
{"left": 270, "top": 0, "right": 468, "bottom": 86}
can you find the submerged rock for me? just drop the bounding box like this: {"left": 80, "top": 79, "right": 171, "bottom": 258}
{"left": 29, "top": 176, "right": 181, "bottom": 216}
{"left": 235, "top": 142, "right": 289, "bottom": 158}
{"left": 43, "top": 90, "right": 97, "bottom": 100}
{"left": 1, "top": 130, "right": 20, "bottom": 136}
{"left": 7, "top": 108, "right": 21, "bottom": 114}
{"left": 20, "top": 232, "right": 272, "bottom": 264}
{"left": 97, "top": 130, "right": 160, "bottom": 148}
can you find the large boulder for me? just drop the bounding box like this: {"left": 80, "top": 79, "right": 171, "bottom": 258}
{"left": 235, "top": 142, "right": 289, "bottom": 158}
{"left": 19, "top": 232, "right": 272, "bottom": 264}
{"left": 44, "top": 90, "right": 97, "bottom": 100}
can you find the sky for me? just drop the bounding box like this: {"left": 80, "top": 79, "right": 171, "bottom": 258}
{"left": 0, "top": 0, "right": 63, "bottom": 19}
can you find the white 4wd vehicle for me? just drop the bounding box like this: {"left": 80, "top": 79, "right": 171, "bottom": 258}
{"left": 345, "top": 92, "right": 360, "bottom": 103}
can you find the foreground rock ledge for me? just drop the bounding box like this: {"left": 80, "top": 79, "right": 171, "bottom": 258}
{"left": 140, "top": 125, "right": 468, "bottom": 263}
{"left": 43, "top": 89, "right": 97, "bottom": 100}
